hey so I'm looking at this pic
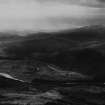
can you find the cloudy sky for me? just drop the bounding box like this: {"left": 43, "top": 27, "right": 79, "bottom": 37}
{"left": 0, "top": 0, "right": 105, "bottom": 33}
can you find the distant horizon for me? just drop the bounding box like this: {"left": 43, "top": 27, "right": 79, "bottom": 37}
{"left": 0, "top": 24, "right": 104, "bottom": 36}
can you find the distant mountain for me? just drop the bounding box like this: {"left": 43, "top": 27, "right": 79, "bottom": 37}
{"left": 0, "top": 32, "right": 23, "bottom": 41}
{"left": 0, "top": 25, "right": 104, "bottom": 59}
{"left": 53, "top": 25, "right": 105, "bottom": 42}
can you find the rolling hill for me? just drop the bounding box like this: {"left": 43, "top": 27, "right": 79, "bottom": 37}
{"left": 0, "top": 25, "right": 105, "bottom": 82}
{"left": 0, "top": 25, "right": 105, "bottom": 105}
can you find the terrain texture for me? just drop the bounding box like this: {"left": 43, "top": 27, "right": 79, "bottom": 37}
{"left": 0, "top": 25, "right": 105, "bottom": 105}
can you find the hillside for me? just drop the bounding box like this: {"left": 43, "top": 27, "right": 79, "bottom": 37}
{"left": 0, "top": 25, "right": 105, "bottom": 105}
{"left": 0, "top": 25, "right": 104, "bottom": 80}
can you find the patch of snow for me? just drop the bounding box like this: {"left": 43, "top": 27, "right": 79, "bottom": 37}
{"left": 0, "top": 73, "right": 25, "bottom": 82}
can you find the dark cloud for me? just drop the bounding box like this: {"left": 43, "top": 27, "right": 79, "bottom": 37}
{"left": 98, "top": 0, "right": 105, "bottom": 3}
{"left": 38, "top": 0, "right": 105, "bottom": 8}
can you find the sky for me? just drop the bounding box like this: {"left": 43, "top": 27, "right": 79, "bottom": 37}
{"left": 0, "top": 0, "right": 104, "bottom": 33}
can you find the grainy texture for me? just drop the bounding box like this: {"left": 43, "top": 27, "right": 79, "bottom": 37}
{"left": 0, "top": 25, "right": 105, "bottom": 105}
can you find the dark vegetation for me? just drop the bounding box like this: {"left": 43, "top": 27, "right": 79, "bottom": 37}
{"left": 1, "top": 25, "right": 105, "bottom": 82}
{"left": 0, "top": 25, "right": 105, "bottom": 105}
{"left": 53, "top": 49, "right": 105, "bottom": 80}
